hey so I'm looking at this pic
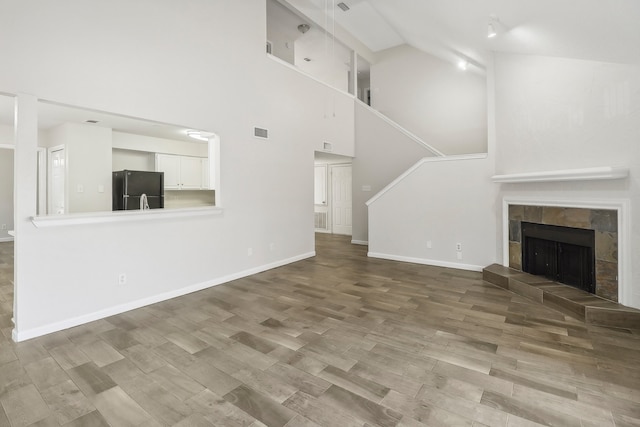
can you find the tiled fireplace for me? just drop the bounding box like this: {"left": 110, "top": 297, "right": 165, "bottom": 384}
{"left": 508, "top": 204, "right": 618, "bottom": 301}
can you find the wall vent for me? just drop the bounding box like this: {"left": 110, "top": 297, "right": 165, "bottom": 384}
{"left": 314, "top": 212, "right": 328, "bottom": 230}
{"left": 337, "top": 2, "right": 350, "bottom": 11}
{"left": 323, "top": 141, "right": 332, "bottom": 151}
{"left": 254, "top": 127, "right": 269, "bottom": 139}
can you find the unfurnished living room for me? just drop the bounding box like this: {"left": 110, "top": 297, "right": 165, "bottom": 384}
{"left": 1, "top": 0, "right": 639, "bottom": 426}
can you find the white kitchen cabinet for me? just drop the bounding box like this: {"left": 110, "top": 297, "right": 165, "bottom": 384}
{"left": 155, "top": 153, "right": 208, "bottom": 190}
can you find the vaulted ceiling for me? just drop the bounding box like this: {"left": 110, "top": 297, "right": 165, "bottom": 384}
{"left": 308, "top": 0, "right": 640, "bottom": 68}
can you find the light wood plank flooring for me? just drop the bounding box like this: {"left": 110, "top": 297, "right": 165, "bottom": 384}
{"left": 0, "top": 235, "right": 639, "bottom": 426}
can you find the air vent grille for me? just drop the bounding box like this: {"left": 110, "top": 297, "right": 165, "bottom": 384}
{"left": 314, "top": 212, "right": 328, "bottom": 230}
{"left": 254, "top": 127, "right": 268, "bottom": 139}
{"left": 337, "top": 2, "right": 350, "bottom": 11}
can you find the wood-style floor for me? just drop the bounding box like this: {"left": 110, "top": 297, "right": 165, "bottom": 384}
{"left": 0, "top": 234, "right": 639, "bottom": 426}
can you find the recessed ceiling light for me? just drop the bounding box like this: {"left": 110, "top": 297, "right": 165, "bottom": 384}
{"left": 457, "top": 60, "right": 468, "bottom": 70}
{"left": 337, "top": 2, "right": 350, "bottom": 11}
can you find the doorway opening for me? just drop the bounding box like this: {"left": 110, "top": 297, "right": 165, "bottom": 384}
{"left": 314, "top": 152, "right": 352, "bottom": 236}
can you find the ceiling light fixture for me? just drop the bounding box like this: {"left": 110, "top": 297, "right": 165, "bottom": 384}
{"left": 457, "top": 59, "right": 468, "bottom": 71}
{"left": 487, "top": 14, "right": 500, "bottom": 38}
{"left": 487, "top": 22, "right": 497, "bottom": 38}
{"left": 298, "top": 23, "right": 310, "bottom": 34}
{"left": 187, "top": 130, "right": 211, "bottom": 142}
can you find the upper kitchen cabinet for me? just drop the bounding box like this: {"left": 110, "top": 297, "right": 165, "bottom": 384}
{"left": 156, "top": 153, "right": 209, "bottom": 190}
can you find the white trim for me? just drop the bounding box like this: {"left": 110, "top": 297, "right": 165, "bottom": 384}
{"left": 366, "top": 154, "right": 488, "bottom": 207}
{"left": 47, "top": 144, "right": 66, "bottom": 216}
{"left": 37, "top": 148, "right": 46, "bottom": 215}
{"left": 32, "top": 206, "right": 223, "bottom": 228}
{"left": 355, "top": 101, "right": 445, "bottom": 157}
{"left": 12, "top": 251, "right": 316, "bottom": 342}
{"left": 351, "top": 240, "right": 368, "bottom": 245}
{"left": 501, "top": 196, "right": 632, "bottom": 308}
{"left": 0, "top": 237, "right": 13, "bottom": 242}
{"left": 368, "top": 252, "right": 483, "bottom": 272}
{"left": 0, "top": 144, "right": 15, "bottom": 149}
{"left": 492, "top": 166, "right": 628, "bottom": 183}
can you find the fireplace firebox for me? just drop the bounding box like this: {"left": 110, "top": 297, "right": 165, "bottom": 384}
{"left": 521, "top": 222, "right": 595, "bottom": 293}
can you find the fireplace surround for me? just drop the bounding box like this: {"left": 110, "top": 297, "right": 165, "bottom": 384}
{"left": 505, "top": 201, "right": 623, "bottom": 302}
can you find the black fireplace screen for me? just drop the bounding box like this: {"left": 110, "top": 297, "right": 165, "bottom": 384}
{"left": 521, "top": 222, "right": 595, "bottom": 293}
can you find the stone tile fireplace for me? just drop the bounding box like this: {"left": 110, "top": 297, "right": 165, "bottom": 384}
{"left": 508, "top": 204, "right": 618, "bottom": 301}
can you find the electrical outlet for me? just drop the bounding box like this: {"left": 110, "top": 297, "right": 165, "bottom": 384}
{"left": 118, "top": 273, "right": 127, "bottom": 285}
{"left": 456, "top": 252, "right": 463, "bottom": 260}
{"left": 456, "top": 243, "right": 462, "bottom": 251}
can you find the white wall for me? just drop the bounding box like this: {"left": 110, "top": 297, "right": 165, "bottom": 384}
{"left": 371, "top": 44, "right": 487, "bottom": 155}
{"left": 494, "top": 53, "right": 640, "bottom": 309}
{"left": 0, "top": 149, "right": 13, "bottom": 240}
{"left": 368, "top": 156, "right": 498, "bottom": 271}
{"left": 352, "top": 103, "right": 438, "bottom": 243}
{"left": 0, "top": 123, "right": 13, "bottom": 144}
{"left": 3, "top": 0, "right": 355, "bottom": 339}
{"left": 112, "top": 148, "right": 155, "bottom": 172}
{"left": 46, "top": 122, "right": 113, "bottom": 214}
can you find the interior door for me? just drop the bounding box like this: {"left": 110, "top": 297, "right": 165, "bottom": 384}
{"left": 331, "top": 164, "right": 352, "bottom": 236}
{"left": 48, "top": 146, "right": 66, "bottom": 215}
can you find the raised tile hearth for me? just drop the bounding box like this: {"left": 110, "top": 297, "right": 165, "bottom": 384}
{"left": 483, "top": 263, "right": 640, "bottom": 330}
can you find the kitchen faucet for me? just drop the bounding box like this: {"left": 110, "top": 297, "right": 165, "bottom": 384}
{"left": 140, "top": 193, "right": 150, "bottom": 210}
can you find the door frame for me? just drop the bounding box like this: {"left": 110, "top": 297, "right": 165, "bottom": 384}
{"left": 48, "top": 144, "right": 66, "bottom": 215}
{"left": 329, "top": 163, "right": 352, "bottom": 236}
{"left": 37, "top": 148, "right": 46, "bottom": 215}
{"left": 0, "top": 144, "right": 14, "bottom": 242}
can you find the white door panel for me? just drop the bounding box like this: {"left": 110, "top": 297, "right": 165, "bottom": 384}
{"left": 331, "top": 165, "right": 352, "bottom": 236}
{"left": 49, "top": 147, "right": 65, "bottom": 215}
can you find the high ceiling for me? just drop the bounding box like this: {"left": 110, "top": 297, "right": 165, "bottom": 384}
{"left": 310, "top": 0, "right": 640, "bottom": 69}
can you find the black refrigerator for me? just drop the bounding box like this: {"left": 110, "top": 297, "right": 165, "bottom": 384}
{"left": 112, "top": 170, "right": 164, "bottom": 210}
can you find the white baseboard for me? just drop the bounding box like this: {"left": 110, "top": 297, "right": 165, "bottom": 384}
{"left": 351, "top": 240, "right": 368, "bottom": 246}
{"left": 0, "top": 237, "right": 14, "bottom": 243}
{"left": 367, "top": 252, "right": 484, "bottom": 272}
{"left": 12, "top": 251, "right": 316, "bottom": 342}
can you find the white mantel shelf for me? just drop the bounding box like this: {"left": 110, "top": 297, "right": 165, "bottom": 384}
{"left": 492, "top": 166, "right": 629, "bottom": 184}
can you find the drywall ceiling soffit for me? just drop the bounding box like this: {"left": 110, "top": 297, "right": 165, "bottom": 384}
{"left": 314, "top": 151, "right": 353, "bottom": 164}
{"left": 36, "top": 102, "right": 202, "bottom": 143}
{"left": 336, "top": 0, "right": 640, "bottom": 67}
